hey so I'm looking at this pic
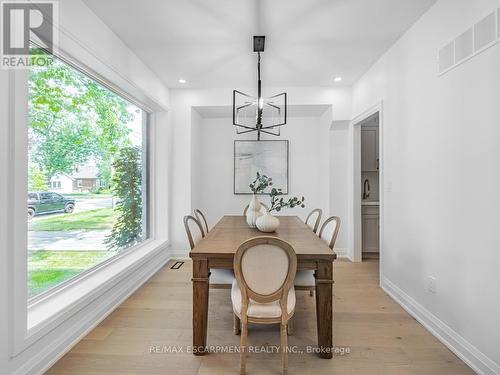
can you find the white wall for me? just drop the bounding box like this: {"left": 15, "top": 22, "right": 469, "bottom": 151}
{"left": 352, "top": 0, "right": 500, "bottom": 373}
{"left": 169, "top": 87, "right": 352, "bottom": 252}
{"left": 191, "top": 112, "right": 332, "bottom": 230}
{"left": 0, "top": 1, "right": 171, "bottom": 374}
{"left": 190, "top": 108, "right": 203, "bottom": 216}
{"left": 329, "top": 121, "right": 350, "bottom": 253}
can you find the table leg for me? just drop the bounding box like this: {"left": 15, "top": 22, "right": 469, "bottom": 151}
{"left": 315, "top": 260, "right": 334, "bottom": 359}
{"left": 192, "top": 259, "right": 209, "bottom": 355}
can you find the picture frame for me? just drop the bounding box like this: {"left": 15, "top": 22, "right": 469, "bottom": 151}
{"left": 234, "top": 140, "right": 289, "bottom": 195}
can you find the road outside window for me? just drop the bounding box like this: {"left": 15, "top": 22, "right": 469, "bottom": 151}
{"left": 27, "top": 47, "right": 149, "bottom": 298}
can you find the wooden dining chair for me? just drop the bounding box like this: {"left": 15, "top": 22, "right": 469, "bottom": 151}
{"left": 184, "top": 215, "right": 234, "bottom": 289}
{"left": 232, "top": 237, "right": 297, "bottom": 375}
{"left": 242, "top": 202, "right": 269, "bottom": 216}
{"left": 304, "top": 208, "right": 322, "bottom": 233}
{"left": 194, "top": 208, "right": 209, "bottom": 235}
{"left": 295, "top": 216, "right": 341, "bottom": 295}
{"left": 286, "top": 216, "right": 341, "bottom": 336}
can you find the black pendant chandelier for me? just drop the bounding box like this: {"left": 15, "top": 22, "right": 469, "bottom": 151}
{"left": 233, "top": 36, "right": 287, "bottom": 140}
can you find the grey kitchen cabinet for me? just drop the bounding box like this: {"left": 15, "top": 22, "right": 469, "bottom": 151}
{"left": 362, "top": 205, "right": 379, "bottom": 253}
{"left": 361, "top": 126, "right": 379, "bottom": 172}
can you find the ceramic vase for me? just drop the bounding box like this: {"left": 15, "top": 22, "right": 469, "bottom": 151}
{"left": 246, "top": 195, "right": 263, "bottom": 228}
{"left": 256, "top": 211, "right": 280, "bottom": 232}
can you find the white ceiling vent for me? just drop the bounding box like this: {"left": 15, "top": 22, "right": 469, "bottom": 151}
{"left": 438, "top": 7, "right": 500, "bottom": 75}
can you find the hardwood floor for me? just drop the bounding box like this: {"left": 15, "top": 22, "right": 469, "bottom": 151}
{"left": 46, "top": 259, "right": 474, "bottom": 375}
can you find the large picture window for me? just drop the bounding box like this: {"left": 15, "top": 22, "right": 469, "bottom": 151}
{"left": 27, "top": 47, "right": 149, "bottom": 299}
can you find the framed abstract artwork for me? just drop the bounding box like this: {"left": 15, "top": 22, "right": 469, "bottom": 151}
{"left": 234, "top": 140, "right": 289, "bottom": 195}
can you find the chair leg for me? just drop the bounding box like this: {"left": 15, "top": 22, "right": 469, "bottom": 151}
{"left": 240, "top": 323, "right": 248, "bottom": 375}
{"left": 233, "top": 313, "right": 241, "bottom": 335}
{"left": 280, "top": 323, "right": 288, "bottom": 375}
{"left": 286, "top": 317, "right": 294, "bottom": 336}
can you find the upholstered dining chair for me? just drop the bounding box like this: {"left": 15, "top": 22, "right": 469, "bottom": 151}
{"left": 194, "top": 208, "right": 209, "bottom": 235}
{"left": 295, "top": 216, "right": 341, "bottom": 295}
{"left": 232, "top": 237, "right": 297, "bottom": 375}
{"left": 304, "top": 208, "right": 322, "bottom": 233}
{"left": 242, "top": 202, "right": 269, "bottom": 216}
{"left": 183, "top": 215, "right": 234, "bottom": 289}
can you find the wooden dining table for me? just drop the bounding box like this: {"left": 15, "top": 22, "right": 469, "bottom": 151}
{"left": 189, "top": 215, "right": 336, "bottom": 359}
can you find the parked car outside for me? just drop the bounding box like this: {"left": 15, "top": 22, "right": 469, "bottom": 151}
{"left": 28, "top": 192, "right": 76, "bottom": 219}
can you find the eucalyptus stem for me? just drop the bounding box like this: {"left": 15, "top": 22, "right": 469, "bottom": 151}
{"left": 249, "top": 172, "right": 273, "bottom": 194}
{"left": 248, "top": 172, "right": 306, "bottom": 213}
{"left": 268, "top": 188, "right": 305, "bottom": 213}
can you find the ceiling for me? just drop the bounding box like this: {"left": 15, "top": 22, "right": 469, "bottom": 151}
{"left": 84, "top": 0, "right": 436, "bottom": 89}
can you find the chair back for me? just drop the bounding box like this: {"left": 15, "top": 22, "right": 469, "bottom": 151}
{"left": 184, "top": 215, "right": 204, "bottom": 250}
{"left": 234, "top": 237, "right": 296, "bottom": 320}
{"left": 318, "top": 216, "right": 341, "bottom": 250}
{"left": 243, "top": 202, "right": 269, "bottom": 216}
{"left": 194, "top": 209, "right": 209, "bottom": 235}
{"left": 305, "top": 208, "right": 322, "bottom": 233}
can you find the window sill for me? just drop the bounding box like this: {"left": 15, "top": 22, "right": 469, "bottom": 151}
{"left": 27, "top": 238, "right": 168, "bottom": 336}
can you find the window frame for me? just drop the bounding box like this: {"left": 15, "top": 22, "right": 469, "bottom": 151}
{"left": 26, "top": 49, "right": 152, "bottom": 302}
{"left": 8, "top": 45, "right": 165, "bottom": 356}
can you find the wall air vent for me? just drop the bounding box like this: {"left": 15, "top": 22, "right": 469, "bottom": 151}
{"left": 438, "top": 8, "right": 500, "bottom": 75}
{"left": 439, "top": 42, "right": 454, "bottom": 72}
{"left": 498, "top": 8, "right": 500, "bottom": 38}
{"left": 474, "top": 12, "right": 496, "bottom": 51}
{"left": 454, "top": 28, "right": 473, "bottom": 63}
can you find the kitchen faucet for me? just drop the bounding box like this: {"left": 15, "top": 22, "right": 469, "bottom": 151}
{"left": 363, "top": 178, "right": 371, "bottom": 200}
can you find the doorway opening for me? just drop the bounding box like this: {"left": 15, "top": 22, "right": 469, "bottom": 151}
{"left": 350, "top": 103, "right": 383, "bottom": 263}
{"left": 359, "top": 113, "right": 380, "bottom": 260}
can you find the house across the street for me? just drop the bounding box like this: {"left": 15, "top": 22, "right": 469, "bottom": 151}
{"left": 50, "top": 165, "right": 105, "bottom": 193}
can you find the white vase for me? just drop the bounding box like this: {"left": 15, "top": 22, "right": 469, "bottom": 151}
{"left": 248, "top": 194, "right": 261, "bottom": 212}
{"left": 246, "top": 195, "right": 263, "bottom": 228}
{"left": 256, "top": 211, "right": 280, "bottom": 233}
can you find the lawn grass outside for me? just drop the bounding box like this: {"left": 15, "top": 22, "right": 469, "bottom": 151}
{"left": 28, "top": 250, "right": 117, "bottom": 297}
{"left": 29, "top": 208, "right": 118, "bottom": 231}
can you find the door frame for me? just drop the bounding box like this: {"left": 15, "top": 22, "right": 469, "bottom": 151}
{"left": 349, "top": 101, "right": 384, "bottom": 263}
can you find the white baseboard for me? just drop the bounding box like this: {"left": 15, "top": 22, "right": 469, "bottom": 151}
{"left": 381, "top": 277, "right": 499, "bottom": 375}
{"left": 15, "top": 249, "right": 174, "bottom": 375}
{"left": 167, "top": 251, "right": 190, "bottom": 260}
{"left": 334, "top": 248, "right": 352, "bottom": 260}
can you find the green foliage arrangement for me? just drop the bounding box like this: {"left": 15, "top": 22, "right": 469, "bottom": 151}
{"left": 249, "top": 172, "right": 273, "bottom": 194}
{"left": 268, "top": 188, "right": 305, "bottom": 213}
{"left": 249, "top": 172, "right": 305, "bottom": 212}
{"left": 104, "top": 147, "right": 143, "bottom": 250}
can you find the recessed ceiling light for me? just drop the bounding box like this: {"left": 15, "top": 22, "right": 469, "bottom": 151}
{"left": 178, "top": 79, "right": 186, "bottom": 84}
{"left": 334, "top": 76, "right": 342, "bottom": 82}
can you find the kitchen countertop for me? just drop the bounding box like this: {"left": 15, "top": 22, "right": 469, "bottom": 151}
{"left": 361, "top": 201, "right": 380, "bottom": 206}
